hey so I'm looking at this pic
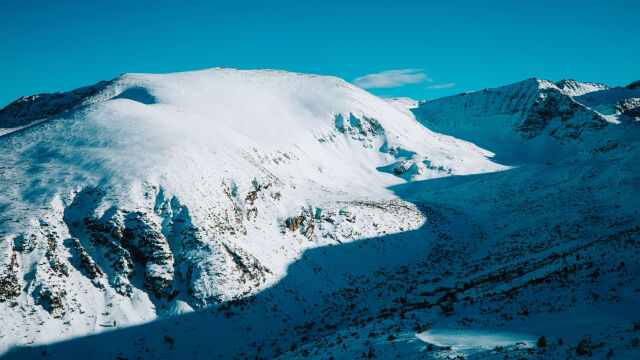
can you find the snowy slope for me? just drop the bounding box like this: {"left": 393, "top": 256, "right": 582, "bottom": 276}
{"left": 383, "top": 97, "right": 419, "bottom": 111}
{"left": 412, "top": 78, "right": 632, "bottom": 164}
{"left": 1, "top": 70, "right": 639, "bottom": 360}
{"left": 0, "top": 68, "right": 505, "bottom": 354}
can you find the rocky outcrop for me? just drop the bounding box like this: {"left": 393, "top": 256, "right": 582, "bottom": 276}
{"left": 618, "top": 98, "right": 640, "bottom": 119}
{"left": 121, "top": 212, "right": 175, "bottom": 299}
{"left": 0, "top": 250, "right": 20, "bottom": 302}
{"left": 35, "top": 285, "right": 66, "bottom": 318}
{"left": 44, "top": 232, "right": 69, "bottom": 277}
{"left": 334, "top": 113, "right": 384, "bottom": 147}
{"left": 284, "top": 201, "right": 423, "bottom": 244}
{"left": 65, "top": 237, "right": 104, "bottom": 288}
{"left": 522, "top": 86, "right": 606, "bottom": 141}
{"left": 79, "top": 210, "right": 136, "bottom": 297}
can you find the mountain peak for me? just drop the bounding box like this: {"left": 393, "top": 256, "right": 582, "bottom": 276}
{"left": 555, "top": 78, "right": 610, "bottom": 96}
{"left": 627, "top": 80, "right": 640, "bottom": 89}
{"left": 411, "top": 76, "right": 615, "bottom": 163}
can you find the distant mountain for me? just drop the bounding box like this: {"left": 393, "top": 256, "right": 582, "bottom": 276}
{"left": 0, "top": 81, "right": 110, "bottom": 129}
{"left": 1, "top": 70, "right": 639, "bottom": 360}
{"left": 570, "top": 80, "right": 640, "bottom": 122}
{"left": 413, "top": 78, "right": 640, "bottom": 163}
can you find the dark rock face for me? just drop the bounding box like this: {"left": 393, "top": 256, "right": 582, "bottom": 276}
{"left": 65, "top": 237, "right": 104, "bottom": 288}
{"left": 122, "top": 212, "right": 175, "bottom": 299}
{"left": 61, "top": 187, "right": 177, "bottom": 299}
{"left": 77, "top": 210, "right": 136, "bottom": 297}
{"left": 45, "top": 234, "right": 69, "bottom": 277}
{"left": 52, "top": 184, "right": 281, "bottom": 309}
{"left": 35, "top": 285, "right": 66, "bottom": 318}
{"left": 520, "top": 87, "right": 605, "bottom": 141}
{"left": 284, "top": 209, "right": 315, "bottom": 239}
{"left": 618, "top": 98, "right": 640, "bottom": 119}
{"left": 0, "top": 252, "right": 20, "bottom": 302}
{"left": 84, "top": 209, "right": 175, "bottom": 299}
{"left": 392, "top": 160, "right": 412, "bottom": 175}
{"left": 334, "top": 113, "right": 384, "bottom": 147}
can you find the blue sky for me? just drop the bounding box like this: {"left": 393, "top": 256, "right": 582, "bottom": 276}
{"left": 1, "top": 0, "right": 639, "bottom": 108}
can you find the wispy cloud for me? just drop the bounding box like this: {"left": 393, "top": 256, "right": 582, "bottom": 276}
{"left": 426, "top": 83, "right": 455, "bottom": 90}
{"left": 353, "top": 69, "right": 432, "bottom": 89}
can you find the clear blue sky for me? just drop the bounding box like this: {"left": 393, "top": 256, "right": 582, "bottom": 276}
{"left": 1, "top": 0, "right": 639, "bottom": 108}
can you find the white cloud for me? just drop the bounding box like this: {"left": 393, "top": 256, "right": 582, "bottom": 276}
{"left": 353, "top": 69, "right": 432, "bottom": 89}
{"left": 426, "top": 83, "right": 455, "bottom": 90}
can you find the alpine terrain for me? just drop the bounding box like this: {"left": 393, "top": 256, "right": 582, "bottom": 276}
{"left": 0, "top": 68, "right": 639, "bottom": 359}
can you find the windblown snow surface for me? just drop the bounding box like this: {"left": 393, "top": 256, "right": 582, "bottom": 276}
{"left": 1, "top": 69, "right": 639, "bottom": 359}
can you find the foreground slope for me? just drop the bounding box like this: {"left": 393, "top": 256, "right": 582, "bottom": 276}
{"left": 0, "top": 68, "right": 505, "bottom": 353}
{"left": 4, "top": 76, "right": 640, "bottom": 360}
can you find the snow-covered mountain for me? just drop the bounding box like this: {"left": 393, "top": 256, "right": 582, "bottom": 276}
{"left": 1, "top": 70, "right": 639, "bottom": 360}
{"left": 0, "top": 68, "right": 503, "bottom": 353}
{"left": 413, "top": 78, "right": 640, "bottom": 164}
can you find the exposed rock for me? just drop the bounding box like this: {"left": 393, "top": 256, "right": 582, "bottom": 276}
{"left": 45, "top": 234, "right": 68, "bottom": 277}
{"left": 0, "top": 251, "right": 20, "bottom": 302}
{"left": 334, "top": 113, "right": 384, "bottom": 147}
{"left": 65, "top": 237, "right": 104, "bottom": 288}
{"left": 393, "top": 160, "right": 413, "bottom": 175}
{"left": 35, "top": 285, "right": 66, "bottom": 318}
{"left": 521, "top": 87, "right": 605, "bottom": 141}
{"left": 618, "top": 98, "right": 640, "bottom": 119}
{"left": 121, "top": 213, "right": 175, "bottom": 299}
{"left": 81, "top": 212, "right": 136, "bottom": 296}
{"left": 13, "top": 233, "right": 37, "bottom": 253}
{"left": 285, "top": 215, "right": 305, "bottom": 232}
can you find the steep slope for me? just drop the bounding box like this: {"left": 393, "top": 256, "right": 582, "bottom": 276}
{"left": 0, "top": 68, "right": 505, "bottom": 354}
{"left": 412, "top": 78, "right": 616, "bottom": 164}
